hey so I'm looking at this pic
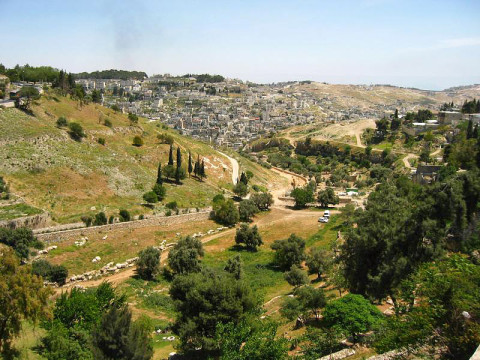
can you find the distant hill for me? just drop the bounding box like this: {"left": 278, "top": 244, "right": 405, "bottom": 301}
{"left": 0, "top": 93, "right": 281, "bottom": 224}
{"left": 74, "top": 69, "right": 148, "bottom": 80}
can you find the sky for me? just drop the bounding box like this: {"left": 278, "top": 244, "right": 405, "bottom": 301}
{"left": 1, "top": 0, "right": 480, "bottom": 90}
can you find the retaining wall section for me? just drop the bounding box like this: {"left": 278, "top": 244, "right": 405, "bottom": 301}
{"left": 37, "top": 211, "right": 211, "bottom": 243}
{"left": 0, "top": 212, "right": 51, "bottom": 230}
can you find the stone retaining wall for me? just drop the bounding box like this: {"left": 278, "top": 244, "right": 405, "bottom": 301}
{"left": 37, "top": 210, "right": 212, "bottom": 243}
{"left": 0, "top": 212, "right": 51, "bottom": 230}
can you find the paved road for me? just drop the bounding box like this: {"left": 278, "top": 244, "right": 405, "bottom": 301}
{"left": 217, "top": 151, "right": 239, "bottom": 184}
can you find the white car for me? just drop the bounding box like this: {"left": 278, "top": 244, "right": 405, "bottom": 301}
{"left": 318, "top": 216, "right": 329, "bottom": 223}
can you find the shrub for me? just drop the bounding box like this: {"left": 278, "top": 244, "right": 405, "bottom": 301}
{"left": 235, "top": 223, "right": 263, "bottom": 251}
{"left": 32, "top": 259, "right": 68, "bottom": 285}
{"left": 284, "top": 265, "right": 309, "bottom": 288}
{"left": 143, "top": 191, "right": 158, "bottom": 204}
{"left": 97, "top": 137, "right": 106, "bottom": 145}
{"left": 152, "top": 184, "right": 166, "bottom": 200}
{"left": 56, "top": 116, "right": 68, "bottom": 127}
{"left": 104, "top": 118, "right": 112, "bottom": 127}
{"left": 133, "top": 136, "right": 143, "bottom": 147}
{"left": 93, "top": 212, "right": 108, "bottom": 226}
{"left": 68, "top": 122, "right": 86, "bottom": 141}
{"left": 119, "top": 209, "right": 131, "bottom": 222}
{"left": 166, "top": 201, "right": 177, "bottom": 210}
{"left": 81, "top": 216, "right": 93, "bottom": 227}
{"left": 108, "top": 215, "right": 115, "bottom": 224}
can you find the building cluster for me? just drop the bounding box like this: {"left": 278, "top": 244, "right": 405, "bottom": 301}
{"left": 74, "top": 76, "right": 390, "bottom": 149}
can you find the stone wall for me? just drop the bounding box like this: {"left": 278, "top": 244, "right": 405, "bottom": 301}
{"left": 0, "top": 212, "right": 51, "bottom": 230}
{"left": 37, "top": 210, "right": 212, "bottom": 243}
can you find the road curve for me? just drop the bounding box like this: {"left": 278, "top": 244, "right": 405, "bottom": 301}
{"left": 217, "top": 151, "right": 239, "bottom": 184}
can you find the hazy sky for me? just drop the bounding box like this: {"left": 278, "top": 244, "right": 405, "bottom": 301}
{"left": 1, "top": 0, "right": 480, "bottom": 89}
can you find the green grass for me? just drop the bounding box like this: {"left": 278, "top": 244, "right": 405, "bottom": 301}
{"left": 0, "top": 203, "right": 43, "bottom": 221}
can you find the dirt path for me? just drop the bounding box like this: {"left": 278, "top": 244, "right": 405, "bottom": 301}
{"left": 355, "top": 132, "right": 364, "bottom": 148}
{"left": 217, "top": 151, "right": 239, "bottom": 184}
{"left": 403, "top": 153, "right": 418, "bottom": 169}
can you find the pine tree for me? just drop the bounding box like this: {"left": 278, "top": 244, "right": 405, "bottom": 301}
{"left": 473, "top": 124, "right": 479, "bottom": 140}
{"left": 156, "top": 163, "right": 162, "bottom": 185}
{"left": 240, "top": 172, "right": 248, "bottom": 185}
{"left": 176, "top": 147, "right": 182, "bottom": 168}
{"left": 168, "top": 144, "right": 174, "bottom": 165}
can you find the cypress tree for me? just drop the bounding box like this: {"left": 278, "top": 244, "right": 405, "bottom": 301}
{"left": 156, "top": 163, "right": 163, "bottom": 185}
{"left": 467, "top": 120, "right": 473, "bottom": 139}
{"left": 200, "top": 159, "right": 206, "bottom": 179}
{"left": 473, "top": 124, "right": 479, "bottom": 140}
{"left": 176, "top": 147, "right": 182, "bottom": 168}
{"left": 168, "top": 144, "right": 174, "bottom": 165}
{"left": 240, "top": 172, "right": 248, "bottom": 185}
{"left": 188, "top": 152, "right": 193, "bottom": 177}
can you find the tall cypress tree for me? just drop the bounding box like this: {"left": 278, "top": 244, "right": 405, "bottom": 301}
{"left": 176, "top": 147, "right": 182, "bottom": 168}
{"left": 168, "top": 144, "right": 174, "bottom": 165}
{"left": 188, "top": 152, "right": 193, "bottom": 177}
{"left": 200, "top": 159, "right": 206, "bottom": 180}
{"left": 156, "top": 163, "right": 162, "bottom": 185}
{"left": 467, "top": 120, "right": 474, "bottom": 139}
{"left": 473, "top": 124, "right": 479, "bottom": 140}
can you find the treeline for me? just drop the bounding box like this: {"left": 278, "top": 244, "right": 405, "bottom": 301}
{"left": 461, "top": 98, "right": 480, "bottom": 114}
{"left": 0, "top": 64, "right": 60, "bottom": 83}
{"left": 183, "top": 73, "right": 225, "bottom": 83}
{"left": 74, "top": 69, "right": 148, "bottom": 80}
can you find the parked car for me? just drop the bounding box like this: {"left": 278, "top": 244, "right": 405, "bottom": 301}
{"left": 318, "top": 216, "right": 329, "bottom": 223}
{"left": 323, "top": 210, "right": 330, "bottom": 218}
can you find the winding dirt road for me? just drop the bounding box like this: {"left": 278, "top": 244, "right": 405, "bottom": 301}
{"left": 217, "top": 151, "right": 239, "bottom": 184}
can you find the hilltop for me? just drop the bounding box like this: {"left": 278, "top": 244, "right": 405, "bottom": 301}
{"left": 0, "top": 93, "right": 283, "bottom": 224}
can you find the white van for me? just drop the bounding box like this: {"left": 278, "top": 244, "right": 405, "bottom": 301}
{"left": 323, "top": 210, "right": 330, "bottom": 218}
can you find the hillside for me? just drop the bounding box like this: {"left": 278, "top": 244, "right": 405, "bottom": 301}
{"left": 0, "top": 93, "right": 283, "bottom": 224}
{"left": 287, "top": 82, "right": 480, "bottom": 113}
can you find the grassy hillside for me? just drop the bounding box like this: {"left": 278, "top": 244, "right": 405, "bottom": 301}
{"left": 0, "top": 92, "right": 283, "bottom": 223}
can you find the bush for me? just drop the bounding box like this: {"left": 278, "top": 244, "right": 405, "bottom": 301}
{"left": 108, "top": 215, "right": 115, "bottom": 224}
{"left": 238, "top": 199, "right": 259, "bottom": 222}
{"left": 132, "top": 136, "right": 143, "bottom": 147}
{"left": 128, "top": 113, "right": 138, "bottom": 124}
{"left": 56, "top": 116, "right": 68, "bottom": 127}
{"left": 213, "top": 198, "right": 239, "bottom": 226}
{"left": 166, "top": 201, "right": 177, "bottom": 210}
{"left": 104, "top": 118, "right": 112, "bottom": 127}
{"left": 93, "top": 212, "right": 108, "bottom": 226}
{"left": 143, "top": 191, "right": 158, "bottom": 203}
{"left": 81, "top": 215, "right": 92, "bottom": 227}
{"left": 152, "top": 184, "right": 166, "bottom": 200}
{"left": 271, "top": 234, "right": 306, "bottom": 270}
{"left": 119, "top": 209, "right": 131, "bottom": 222}
{"left": 97, "top": 137, "right": 106, "bottom": 145}
{"left": 284, "top": 265, "right": 309, "bottom": 288}
{"left": 32, "top": 259, "right": 68, "bottom": 285}
{"left": 233, "top": 181, "right": 248, "bottom": 198}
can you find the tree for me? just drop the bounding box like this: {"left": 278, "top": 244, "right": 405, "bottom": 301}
{"left": 174, "top": 166, "right": 186, "bottom": 184}
{"left": 271, "top": 234, "right": 306, "bottom": 270}
{"left": 340, "top": 183, "right": 443, "bottom": 305}
{"left": 233, "top": 181, "right": 248, "bottom": 199}
{"left": 251, "top": 192, "right": 274, "bottom": 211}
{"left": 67, "top": 122, "right": 85, "bottom": 141}
{"left": 0, "top": 248, "right": 52, "bottom": 356}
{"left": 291, "top": 186, "right": 314, "bottom": 208}
{"left": 15, "top": 86, "right": 40, "bottom": 110}
{"left": 136, "top": 247, "right": 161, "bottom": 280}
{"left": 169, "top": 269, "right": 257, "bottom": 356}
{"left": 118, "top": 209, "right": 131, "bottom": 222}
{"left": 142, "top": 191, "right": 158, "bottom": 203}
{"left": 317, "top": 187, "right": 339, "bottom": 208}
{"left": 239, "top": 172, "right": 248, "bottom": 185}
{"left": 176, "top": 146, "right": 182, "bottom": 168}
{"left": 213, "top": 198, "right": 240, "bottom": 226}
{"left": 323, "top": 294, "right": 383, "bottom": 342}
{"left": 156, "top": 163, "right": 163, "bottom": 185}
{"left": 300, "top": 327, "right": 343, "bottom": 360}
{"left": 238, "top": 199, "right": 259, "bottom": 222}
{"left": 92, "top": 305, "right": 153, "bottom": 360}
{"left": 168, "top": 144, "right": 174, "bottom": 166}
{"left": 163, "top": 164, "right": 176, "bottom": 181}
{"left": 93, "top": 212, "right": 108, "bottom": 226}
{"left": 152, "top": 183, "right": 166, "bottom": 200}
{"left": 188, "top": 152, "right": 193, "bottom": 177}
{"left": 305, "top": 248, "right": 331, "bottom": 280}
{"left": 215, "top": 319, "right": 289, "bottom": 360}
{"left": 280, "top": 286, "right": 327, "bottom": 323}
{"left": 167, "top": 236, "right": 204, "bottom": 275}
{"left": 128, "top": 113, "right": 138, "bottom": 125}
{"left": 224, "top": 254, "right": 244, "bottom": 280}
{"left": 0, "top": 227, "right": 43, "bottom": 260}
{"left": 467, "top": 119, "right": 474, "bottom": 139}
{"left": 284, "top": 265, "right": 309, "bottom": 288}
{"left": 132, "top": 136, "right": 143, "bottom": 147}
{"left": 235, "top": 223, "right": 263, "bottom": 251}
{"left": 200, "top": 159, "right": 206, "bottom": 179}
{"left": 32, "top": 259, "right": 68, "bottom": 285}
